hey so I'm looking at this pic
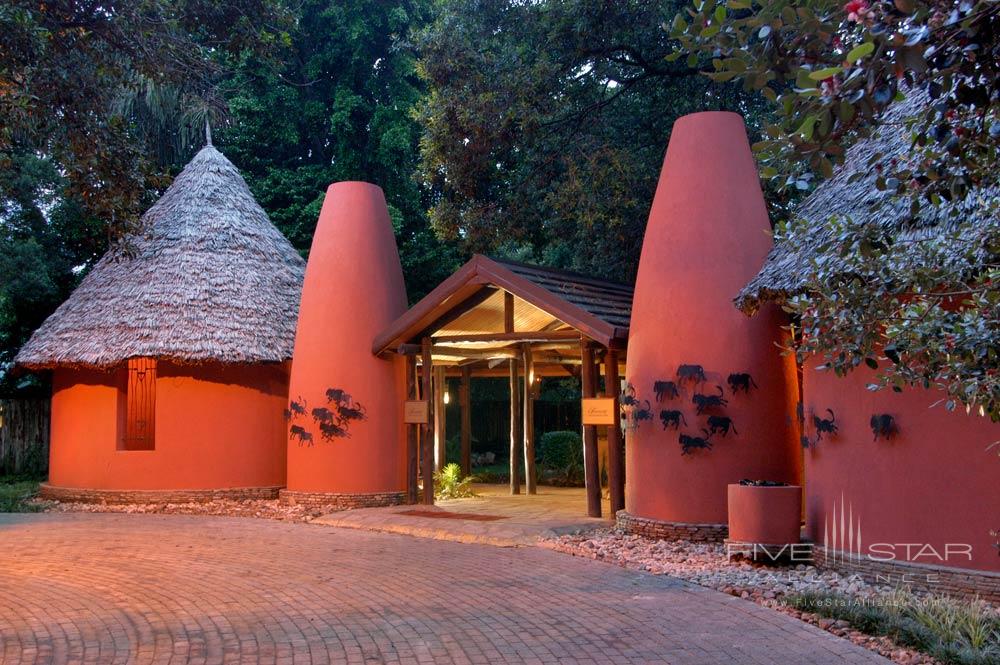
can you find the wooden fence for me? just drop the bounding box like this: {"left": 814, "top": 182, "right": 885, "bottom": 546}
{"left": 0, "top": 399, "right": 50, "bottom": 476}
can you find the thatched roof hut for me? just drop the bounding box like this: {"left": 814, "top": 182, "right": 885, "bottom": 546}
{"left": 16, "top": 143, "right": 305, "bottom": 370}
{"left": 736, "top": 91, "right": 998, "bottom": 314}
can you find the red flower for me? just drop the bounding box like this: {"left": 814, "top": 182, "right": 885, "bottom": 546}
{"left": 844, "top": 0, "right": 869, "bottom": 22}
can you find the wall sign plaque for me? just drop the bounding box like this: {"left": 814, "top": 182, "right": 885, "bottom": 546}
{"left": 582, "top": 398, "right": 617, "bottom": 425}
{"left": 403, "top": 400, "right": 429, "bottom": 424}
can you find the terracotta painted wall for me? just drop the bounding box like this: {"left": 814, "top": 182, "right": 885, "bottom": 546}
{"left": 803, "top": 360, "right": 1000, "bottom": 572}
{"left": 625, "top": 111, "right": 801, "bottom": 525}
{"left": 285, "top": 182, "right": 408, "bottom": 494}
{"left": 49, "top": 362, "right": 288, "bottom": 490}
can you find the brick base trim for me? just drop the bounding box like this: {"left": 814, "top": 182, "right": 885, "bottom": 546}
{"left": 814, "top": 546, "right": 1000, "bottom": 603}
{"left": 616, "top": 510, "right": 728, "bottom": 542}
{"left": 279, "top": 489, "right": 406, "bottom": 510}
{"left": 39, "top": 483, "right": 282, "bottom": 504}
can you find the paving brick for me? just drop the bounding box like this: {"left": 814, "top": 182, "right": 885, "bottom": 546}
{"left": 0, "top": 513, "right": 886, "bottom": 664}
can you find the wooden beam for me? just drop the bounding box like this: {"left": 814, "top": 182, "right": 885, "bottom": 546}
{"left": 504, "top": 291, "right": 515, "bottom": 333}
{"left": 442, "top": 362, "right": 577, "bottom": 378}
{"left": 581, "top": 340, "right": 601, "bottom": 518}
{"left": 432, "top": 330, "right": 580, "bottom": 344}
{"left": 522, "top": 343, "right": 537, "bottom": 494}
{"left": 406, "top": 355, "right": 418, "bottom": 504}
{"left": 605, "top": 348, "right": 624, "bottom": 515}
{"left": 420, "top": 338, "right": 434, "bottom": 505}
{"left": 430, "top": 346, "right": 517, "bottom": 360}
{"left": 434, "top": 366, "right": 446, "bottom": 471}
{"left": 509, "top": 356, "right": 521, "bottom": 495}
{"left": 460, "top": 366, "right": 472, "bottom": 477}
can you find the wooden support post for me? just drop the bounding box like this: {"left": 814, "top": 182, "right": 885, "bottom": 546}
{"left": 522, "top": 343, "right": 537, "bottom": 494}
{"left": 460, "top": 366, "right": 472, "bottom": 477}
{"left": 581, "top": 340, "right": 601, "bottom": 518}
{"left": 434, "top": 366, "right": 446, "bottom": 471}
{"left": 421, "top": 338, "right": 434, "bottom": 505}
{"left": 509, "top": 357, "right": 521, "bottom": 495}
{"left": 505, "top": 289, "right": 521, "bottom": 495}
{"left": 406, "top": 355, "right": 418, "bottom": 504}
{"left": 605, "top": 348, "right": 624, "bottom": 515}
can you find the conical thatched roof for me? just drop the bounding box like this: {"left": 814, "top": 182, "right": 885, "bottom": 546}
{"left": 16, "top": 144, "right": 306, "bottom": 370}
{"left": 736, "top": 91, "right": 998, "bottom": 313}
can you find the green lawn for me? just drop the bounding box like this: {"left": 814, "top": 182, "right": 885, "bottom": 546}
{"left": 0, "top": 477, "right": 42, "bottom": 512}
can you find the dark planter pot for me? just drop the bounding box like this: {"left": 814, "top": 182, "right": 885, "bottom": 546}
{"left": 727, "top": 484, "right": 802, "bottom": 546}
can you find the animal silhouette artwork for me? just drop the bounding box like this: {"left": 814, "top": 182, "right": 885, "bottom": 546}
{"left": 706, "top": 415, "right": 737, "bottom": 437}
{"left": 632, "top": 400, "right": 655, "bottom": 425}
{"left": 287, "top": 387, "right": 367, "bottom": 444}
{"left": 813, "top": 409, "right": 838, "bottom": 440}
{"left": 679, "top": 430, "right": 713, "bottom": 455}
{"left": 660, "top": 409, "right": 687, "bottom": 430}
{"left": 727, "top": 372, "right": 758, "bottom": 395}
{"left": 289, "top": 424, "right": 314, "bottom": 446}
{"left": 286, "top": 398, "right": 307, "bottom": 419}
{"left": 692, "top": 386, "right": 728, "bottom": 414}
{"left": 870, "top": 414, "right": 897, "bottom": 441}
{"left": 676, "top": 364, "right": 707, "bottom": 384}
{"left": 653, "top": 380, "right": 680, "bottom": 402}
{"left": 620, "top": 382, "right": 639, "bottom": 408}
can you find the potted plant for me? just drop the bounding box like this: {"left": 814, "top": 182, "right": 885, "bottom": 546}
{"left": 727, "top": 479, "right": 802, "bottom": 549}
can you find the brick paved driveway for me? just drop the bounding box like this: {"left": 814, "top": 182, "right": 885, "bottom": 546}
{"left": 0, "top": 514, "right": 885, "bottom": 664}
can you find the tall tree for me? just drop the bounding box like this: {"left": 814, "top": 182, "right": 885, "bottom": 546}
{"left": 414, "top": 0, "right": 770, "bottom": 282}
{"left": 216, "top": 0, "right": 459, "bottom": 300}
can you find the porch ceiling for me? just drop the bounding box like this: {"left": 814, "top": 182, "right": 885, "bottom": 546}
{"left": 372, "top": 255, "right": 633, "bottom": 367}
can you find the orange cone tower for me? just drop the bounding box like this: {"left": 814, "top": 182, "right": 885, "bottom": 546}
{"left": 282, "top": 182, "right": 408, "bottom": 507}
{"left": 623, "top": 112, "right": 800, "bottom": 535}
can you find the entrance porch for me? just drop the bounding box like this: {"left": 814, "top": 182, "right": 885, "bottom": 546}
{"left": 374, "top": 255, "right": 633, "bottom": 517}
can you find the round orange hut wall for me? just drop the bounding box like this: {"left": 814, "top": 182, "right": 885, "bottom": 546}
{"left": 15, "top": 142, "right": 305, "bottom": 501}
{"left": 282, "top": 182, "right": 409, "bottom": 508}
{"left": 622, "top": 111, "right": 801, "bottom": 539}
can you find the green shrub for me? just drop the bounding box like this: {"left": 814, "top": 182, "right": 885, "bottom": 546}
{"left": 0, "top": 479, "right": 42, "bottom": 513}
{"left": 539, "top": 430, "right": 583, "bottom": 483}
{"left": 433, "top": 463, "right": 477, "bottom": 499}
{"left": 787, "top": 591, "right": 1000, "bottom": 665}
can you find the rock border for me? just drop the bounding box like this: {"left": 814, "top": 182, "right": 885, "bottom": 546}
{"left": 814, "top": 546, "right": 1000, "bottom": 604}
{"left": 39, "top": 483, "right": 282, "bottom": 504}
{"left": 616, "top": 510, "right": 728, "bottom": 542}
{"left": 279, "top": 489, "right": 406, "bottom": 510}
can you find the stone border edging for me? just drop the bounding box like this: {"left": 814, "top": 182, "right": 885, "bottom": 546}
{"left": 39, "top": 483, "right": 282, "bottom": 504}
{"left": 813, "top": 546, "right": 1000, "bottom": 603}
{"left": 279, "top": 489, "right": 406, "bottom": 510}
{"left": 616, "top": 510, "right": 728, "bottom": 542}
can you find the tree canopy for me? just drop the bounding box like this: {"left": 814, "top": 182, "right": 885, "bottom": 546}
{"left": 215, "top": 0, "right": 459, "bottom": 300}
{"left": 414, "top": 0, "right": 770, "bottom": 282}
